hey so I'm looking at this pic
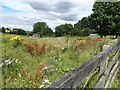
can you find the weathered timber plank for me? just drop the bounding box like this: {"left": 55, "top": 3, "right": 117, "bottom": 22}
{"left": 105, "top": 61, "right": 119, "bottom": 88}
{"left": 99, "top": 44, "right": 110, "bottom": 76}
{"left": 45, "top": 44, "right": 119, "bottom": 88}
{"left": 82, "top": 68, "right": 99, "bottom": 89}
{"left": 99, "top": 55, "right": 108, "bottom": 77}
{"left": 106, "top": 67, "right": 119, "bottom": 89}
{"left": 104, "top": 50, "right": 119, "bottom": 75}
{"left": 94, "top": 50, "right": 119, "bottom": 88}
{"left": 71, "top": 45, "right": 119, "bottom": 88}
{"left": 45, "top": 55, "right": 103, "bottom": 88}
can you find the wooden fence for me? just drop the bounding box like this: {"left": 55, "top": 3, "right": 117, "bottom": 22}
{"left": 45, "top": 36, "right": 120, "bottom": 89}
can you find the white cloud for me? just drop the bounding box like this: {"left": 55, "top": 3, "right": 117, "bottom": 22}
{"left": 2, "top": 0, "right": 95, "bottom": 31}
{"left": 2, "top": 0, "right": 36, "bottom": 12}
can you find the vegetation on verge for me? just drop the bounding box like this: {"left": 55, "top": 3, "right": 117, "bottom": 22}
{"left": 2, "top": 33, "right": 116, "bottom": 88}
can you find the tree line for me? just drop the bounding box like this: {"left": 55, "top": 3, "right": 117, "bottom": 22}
{"left": 0, "top": 19, "right": 91, "bottom": 37}
{"left": 1, "top": 1, "right": 120, "bottom": 38}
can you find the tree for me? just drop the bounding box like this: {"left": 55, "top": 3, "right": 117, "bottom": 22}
{"left": 17, "top": 29, "right": 27, "bottom": 35}
{"left": 74, "top": 17, "right": 90, "bottom": 30}
{"left": 0, "top": 27, "right": 2, "bottom": 32}
{"left": 33, "top": 22, "right": 53, "bottom": 37}
{"left": 73, "top": 17, "right": 91, "bottom": 36}
{"left": 81, "top": 28, "right": 91, "bottom": 36}
{"left": 26, "top": 31, "right": 34, "bottom": 36}
{"left": 2, "top": 27, "right": 5, "bottom": 33}
{"left": 11, "top": 28, "right": 27, "bottom": 35}
{"left": 55, "top": 23, "right": 74, "bottom": 37}
{"left": 89, "top": 1, "right": 120, "bottom": 38}
{"left": 44, "top": 28, "right": 54, "bottom": 36}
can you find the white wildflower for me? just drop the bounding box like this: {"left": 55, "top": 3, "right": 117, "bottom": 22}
{"left": 5, "top": 60, "right": 9, "bottom": 63}
{"left": 39, "top": 85, "right": 44, "bottom": 88}
{"left": 44, "top": 67, "right": 48, "bottom": 70}
{"left": 15, "top": 59, "right": 18, "bottom": 63}
{"left": 15, "top": 78, "right": 17, "bottom": 81}
{"left": 0, "top": 63, "right": 4, "bottom": 68}
{"left": 44, "top": 79, "right": 49, "bottom": 83}
{"left": 18, "top": 73, "right": 21, "bottom": 77}
{"left": 62, "top": 47, "right": 64, "bottom": 50}
{"left": 8, "top": 61, "right": 12, "bottom": 65}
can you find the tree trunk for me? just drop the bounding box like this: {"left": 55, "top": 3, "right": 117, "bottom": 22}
{"left": 100, "top": 35, "right": 103, "bottom": 38}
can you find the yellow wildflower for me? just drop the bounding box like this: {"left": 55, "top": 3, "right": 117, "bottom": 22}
{"left": 10, "top": 37, "right": 14, "bottom": 40}
{"left": 10, "top": 36, "right": 24, "bottom": 41}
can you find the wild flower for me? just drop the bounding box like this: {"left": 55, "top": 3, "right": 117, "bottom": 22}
{"left": 18, "top": 73, "right": 21, "bottom": 77}
{"left": 39, "top": 79, "right": 51, "bottom": 88}
{"left": 62, "top": 47, "right": 64, "bottom": 50}
{"left": 44, "top": 66, "right": 48, "bottom": 70}
{"left": 10, "top": 36, "right": 24, "bottom": 41}
{"left": 62, "top": 44, "right": 68, "bottom": 53}
{"left": 0, "top": 63, "right": 3, "bottom": 68}
{"left": 4, "top": 59, "right": 13, "bottom": 65}
{"left": 44, "top": 79, "right": 49, "bottom": 83}
{"left": 10, "top": 36, "right": 24, "bottom": 47}
{"left": 8, "top": 61, "right": 12, "bottom": 65}
{"left": 15, "top": 59, "right": 19, "bottom": 63}
{"left": 39, "top": 85, "right": 44, "bottom": 88}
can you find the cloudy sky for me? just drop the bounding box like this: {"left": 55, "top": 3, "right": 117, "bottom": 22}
{"left": 1, "top": 0, "right": 95, "bottom": 31}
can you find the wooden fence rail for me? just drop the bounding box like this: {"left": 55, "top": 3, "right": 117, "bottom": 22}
{"left": 45, "top": 36, "right": 120, "bottom": 89}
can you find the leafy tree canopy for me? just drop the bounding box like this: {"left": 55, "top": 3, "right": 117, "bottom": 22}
{"left": 55, "top": 23, "right": 74, "bottom": 37}
{"left": 33, "top": 22, "right": 54, "bottom": 37}
{"left": 89, "top": 1, "right": 120, "bottom": 37}
{"left": 74, "top": 17, "right": 91, "bottom": 30}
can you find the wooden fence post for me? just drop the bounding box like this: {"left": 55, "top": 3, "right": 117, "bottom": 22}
{"left": 99, "top": 36, "right": 120, "bottom": 76}
{"left": 99, "top": 45, "right": 109, "bottom": 77}
{"left": 118, "top": 36, "right": 120, "bottom": 44}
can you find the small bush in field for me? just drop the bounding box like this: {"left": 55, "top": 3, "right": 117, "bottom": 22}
{"left": 10, "top": 36, "right": 24, "bottom": 47}
{"left": 25, "top": 41, "right": 46, "bottom": 56}
{"left": 5, "top": 29, "right": 10, "bottom": 34}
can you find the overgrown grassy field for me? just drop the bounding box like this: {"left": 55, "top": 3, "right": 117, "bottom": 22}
{"left": 1, "top": 33, "right": 119, "bottom": 88}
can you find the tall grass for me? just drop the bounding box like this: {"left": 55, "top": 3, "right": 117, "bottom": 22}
{"left": 1, "top": 33, "right": 116, "bottom": 88}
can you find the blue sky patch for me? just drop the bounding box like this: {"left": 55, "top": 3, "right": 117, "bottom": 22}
{"left": 2, "top": 5, "right": 20, "bottom": 13}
